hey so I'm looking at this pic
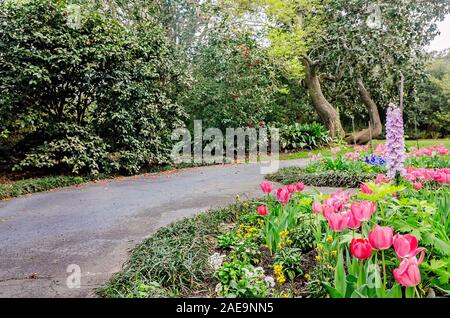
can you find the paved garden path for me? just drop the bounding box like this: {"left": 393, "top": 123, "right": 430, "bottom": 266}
{"left": 0, "top": 159, "right": 343, "bottom": 298}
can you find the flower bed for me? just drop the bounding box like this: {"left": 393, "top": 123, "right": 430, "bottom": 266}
{"left": 268, "top": 144, "right": 450, "bottom": 188}
{"left": 100, "top": 176, "right": 449, "bottom": 298}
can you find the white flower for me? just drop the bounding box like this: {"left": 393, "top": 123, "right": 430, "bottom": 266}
{"left": 209, "top": 253, "right": 225, "bottom": 271}
{"left": 264, "top": 276, "right": 275, "bottom": 288}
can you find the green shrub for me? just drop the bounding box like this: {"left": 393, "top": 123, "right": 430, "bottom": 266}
{"left": 228, "top": 238, "right": 262, "bottom": 265}
{"left": 273, "top": 247, "right": 303, "bottom": 281}
{"left": 277, "top": 123, "right": 331, "bottom": 151}
{"left": 215, "top": 260, "right": 272, "bottom": 298}
{"left": 16, "top": 124, "right": 112, "bottom": 175}
{"left": 267, "top": 167, "right": 376, "bottom": 188}
{"left": 179, "top": 31, "right": 282, "bottom": 132}
{"left": 0, "top": 0, "right": 185, "bottom": 175}
{"left": 290, "top": 223, "right": 315, "bottom": 254}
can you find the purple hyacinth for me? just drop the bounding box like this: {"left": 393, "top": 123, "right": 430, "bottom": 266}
{"left": 386, "top": 104, "right": 406, "bottom": 179}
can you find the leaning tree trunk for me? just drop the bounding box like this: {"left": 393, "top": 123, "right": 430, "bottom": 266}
{"left": 303, "top": 58, "right": 346, "bottom": 139}
{"left": 346, "top": 79, "right": 383, "bottom": 144}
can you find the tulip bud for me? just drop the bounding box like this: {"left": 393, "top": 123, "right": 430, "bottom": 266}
{"left": 350, "top": 238, "right": 373, "bottom": 260}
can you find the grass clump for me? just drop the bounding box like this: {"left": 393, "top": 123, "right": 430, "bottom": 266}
{"left": 0, "top": 175, "right": 98, "bottom": 200}
{"left": 98, "top": 202, "right": 257, "bottom": 298}
{"left": 267, "top": 167, "right": 376, "bottom": 188}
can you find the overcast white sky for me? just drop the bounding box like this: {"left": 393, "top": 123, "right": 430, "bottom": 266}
{"left": 428, "top": 14, "right": 450, "bottom": 52}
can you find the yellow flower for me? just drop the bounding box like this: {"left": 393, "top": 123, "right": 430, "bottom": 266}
{"left": 327, "top": 265, "right": 334, "bottom": 271}
{"left": 304, "top": 274, "right": 311, "bottom": 280}
{"left": 274, "top": 264, "right": 286, "bottom": 285}
{"left": 326, "top": 235, "right": 333, "bottom": 243}
{"left": 281, "top": 293, "right": 289, "bottom": 298}
{"left": 331, "top": 250, "right": 337, "bottom": 257}
{"left": 316, "top": 243, "right": 323, "bottom": 250}
{"left": 315, "top": 255, "right": 322, "bottom": 262}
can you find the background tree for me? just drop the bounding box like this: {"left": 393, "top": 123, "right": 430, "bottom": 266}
{"left": 226, "top": 0, "right": 450, "bottom": 142}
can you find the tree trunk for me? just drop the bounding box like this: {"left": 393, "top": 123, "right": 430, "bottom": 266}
{"left": 346, "top": 79, "right": 383, "bottom": 144}
{"left": 303, "top": 58, "right": 346, "bottom": 139}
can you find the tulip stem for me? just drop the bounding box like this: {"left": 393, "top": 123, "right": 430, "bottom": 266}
{"left": 415, "top": 287, "right": 420, "bottom": 299}
{"left": 358, "top": 260, "right": 363, "bottom": 289}
{"left": 381, "top": 250, "right": 387, "bottom": 288}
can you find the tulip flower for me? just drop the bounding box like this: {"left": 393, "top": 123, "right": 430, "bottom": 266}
{"left": 257, "top": 205, "right": 268, "bottom": 216}
{"left": 350, "top": 238, "right": 373, "bottom": 260}
{"left": 326, "top": 212, "right": 349, "bottom": 232}
{"left": 295, "top": 182, "right": 305, "bottom": 192}
{"left": 260, "top": 182, "right": 274, "bottom": 194}
{"left": 331, "top": 147, "right": 341, "bottom": 155}
{"left": 413, "top": 182, "right": 423, "bottom": 191}
{"left": 368, "top": 225, "right": 393, "bottom": 250}
{"left": 393, "top": 256, "right": 424, "bottom": 287}
{"left": 312, "top": 202, "right": 323, "bottom": 214}
{"left": 276, "top": 188, "right": 290, "bottom": 205}
{"left": 347, "top": 211, "right": 362, "bottom": 230}
{"left": 322, "top": 205, "right": 335, "bottom": 218}
{"left": 360, "top": 183, "right": 373, "bottom": 194}
{"left": 351, "top": 201, "right": 376, "bottom": 222}
{"left": 393, "top": 234, "right": 425, "bottom": 259}
{"left": 375, "top": 174, "right": 390, "bottom": 184}
{"left": 286, "top": 184, "right": 296, "bottom": 194}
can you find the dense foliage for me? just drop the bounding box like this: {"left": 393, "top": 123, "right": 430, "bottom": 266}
{"left": 0, "top": 0, "right": 186, "bottom": 174}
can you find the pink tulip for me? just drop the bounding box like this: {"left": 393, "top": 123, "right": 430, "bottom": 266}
{"left": 351, "top": 201, "right": 376, "bottom": 222}
{"left": 368, "top": 225, "right": 393, "bottom": 250}
{"left": 286, "top": 184, "right": 296, "bottom": 194}
{"left": 326, "top": 212, "right": 349, "bottom": 232}
{"left": 257, "top": 205, "right": 268, "bottom": 216}
{"left": 413, "top": 182, "right": 423, "bottom": 191}
{"left": 331, "top": 147, "right": 341, "bottom": 155}
{"left": 312, "top": 202, "right": 323, "bottom": 214}
{"left": 322, "top": 205, "right": 335, "bottom": 218}
{"left": 295, "top": 182, "right": 305, "bottom": 192}
{"left": 347, "top": 211, "right": 362, "bottom": 230}
{"left": 350, "top": 238, "right": 373, "bottom": 260}
{"left": 393, "top": 234, "right": 425, "bottom": 259}
{"left": 375, "top": 174, "right": 390, "bottom": 184}
{"left": 360, "top": 183, "right": 373, "bottom": 194}
{"left": 276, "top": 188, "right": 290, "bottom": 205}
{"left": 260, "top": 182, "right": 274, "bottom": 194}
{"left": 393, "top": 256, "right": 424, "bottom": 287}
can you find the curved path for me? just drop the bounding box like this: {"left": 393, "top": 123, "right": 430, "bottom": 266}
{"left": 0, "top": 159, "right": 340, "bottom": 297}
